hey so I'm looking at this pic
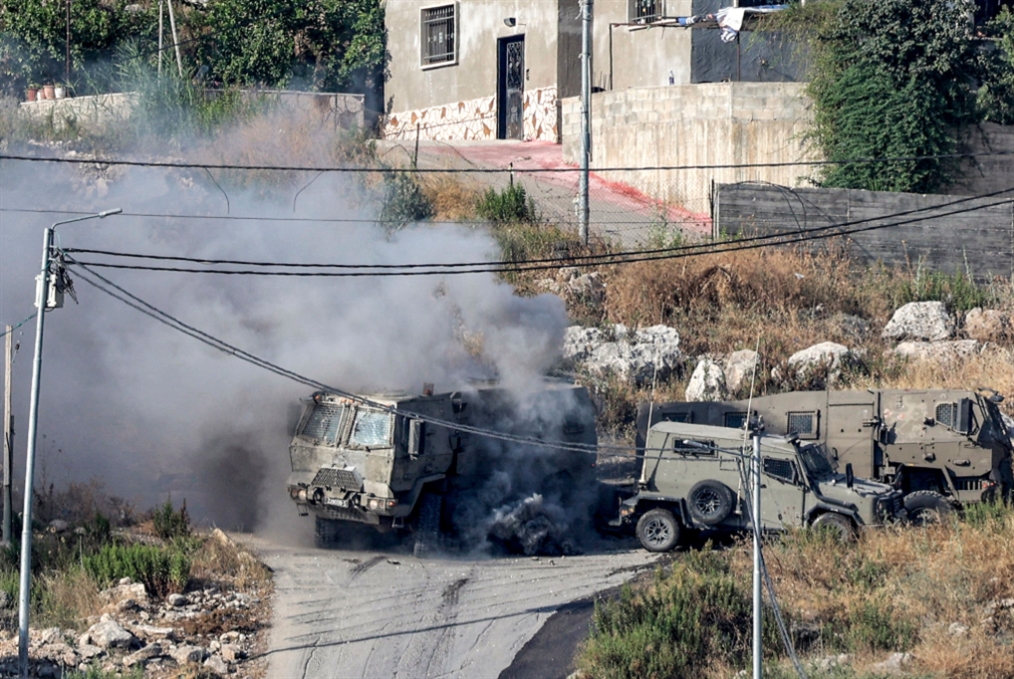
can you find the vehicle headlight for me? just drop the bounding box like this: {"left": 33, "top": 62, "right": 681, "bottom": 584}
{"left": 368, "top": 498, "right": 381, "bottom": 510}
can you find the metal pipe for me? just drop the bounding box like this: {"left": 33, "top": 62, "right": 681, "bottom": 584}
{"left": 65, "top": 0, "right": 71, "bottom": 87}
{"left": 579, "top": 0, "right": 593, "bottom": 245}
{"left": 3, "top": 325, "right": 13, "bottom": 547}
{"left": 158, "top": 0, "right": 164, "bottom": 76}
{"left": 752, "top": 431, "right": 762, "bottom": 679}
{"left": 166, "top": 0, "right": 183, "bottom": 78}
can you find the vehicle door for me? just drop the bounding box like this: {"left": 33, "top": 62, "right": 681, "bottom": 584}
{"left": 759, "top": 453, "right": 805, "bottom": 529}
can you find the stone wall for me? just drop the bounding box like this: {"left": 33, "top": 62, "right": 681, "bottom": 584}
{"left": 383, "top": 86, "right": 559, "bottom": 142}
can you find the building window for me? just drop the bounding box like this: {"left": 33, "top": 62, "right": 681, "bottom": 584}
{"left": 629, "top": 0, "right": 663, "bottom": 23}
{"left": 421, "top": 4, "right": 457, "bottom": 67}
{"left": 724, "top": 412, "right": 748, "bottom": 429}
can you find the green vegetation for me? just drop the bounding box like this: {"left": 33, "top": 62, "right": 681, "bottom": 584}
{"left": 579, "top": 504, "right": 1014, "bottom": 678}
{"left": 152, "top": 498, "right": 191, "bottom": 541}
{"left": 803, "top": 0, "right": 978, "bottom": 193}
{"left": 978, "top": 8, "right": 1014, "bottom": 125}
{"left": 475, "top": 180, "right": 539, "bottom": 226}
{"left": 83, "top": 543, "right": 190, "bottom": 597}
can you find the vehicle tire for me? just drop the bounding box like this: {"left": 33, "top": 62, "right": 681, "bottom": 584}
{"left": 811, "top": 512, "right": 856, "bottom": 542}
{"left": 413, "top": 493, "right": 443, "bottom": 558}
{"left": 687, "top": 480, "right": 735, "bottom": 526}
{"left": 636, "top": 509, "right": 681, "bottom": 552}
{"left": 314, "top": 516, "right": 341, "bottom": 548}
{"left": 904, "top": 490, "right": 953, "bottom": 525}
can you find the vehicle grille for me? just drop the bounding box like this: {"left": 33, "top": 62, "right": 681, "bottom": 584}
{"left": 322, "top": 505, "right": 366, "bottom": 523}
{"left": 312, "top": 467, "right": 362, "bottom": 491}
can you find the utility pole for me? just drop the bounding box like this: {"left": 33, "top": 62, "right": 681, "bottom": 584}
{"left": 578, "top": 0, "right": 593, "bottom": 245}
{"left": 158, "top": 0, "right": 164, "bottom": 76}
{"left": 19, "top": 209, "right": 120, "bottom": 679}
{"left": 752, "top": 430, "right": 762, "bottom": 679}
{"left": 65, "top": 0, "right": 72, "bottom": 87}
{"left": 166, "top": 0, "right": 184, "bottom": 78}
{"left": 3, "top": 325, "right": 12, "bottom": 546}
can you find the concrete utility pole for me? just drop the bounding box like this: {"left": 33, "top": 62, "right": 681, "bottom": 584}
{"left": 166, "top": 0, "right": 184, "bottom": 78}
{"left": 65, "top": 0, "right": 72, "bottom": 87}
{"left": 19, "top": 209, "right": 120, "bottom": 679}
{"left": 158, "top": 0, "right": 164, "bottom": 76}
{"left": 752, "top": 431, "right": 762, "bottom": 679}
{"left": 3, "top": 325, "right": 13, "bottom": 546}
{"left": 578, "top": 0, "right": 593, "bottom": 245}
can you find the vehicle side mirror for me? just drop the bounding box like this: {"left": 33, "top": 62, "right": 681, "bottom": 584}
{"left": 845, "top": 463, "right": 854, "bottom": 489}
{"left": 408, "top": 419, "right": 424, "bottom": 459}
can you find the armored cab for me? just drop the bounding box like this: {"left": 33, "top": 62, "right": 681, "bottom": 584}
{"left": 638, "top": 388, "right": 1014, "bottom": 518}
{"left": 285, "top": 380, "right": 598, "bottom": 553}
{"left": 618, "top": 422, "right": 905, "bottom": 552}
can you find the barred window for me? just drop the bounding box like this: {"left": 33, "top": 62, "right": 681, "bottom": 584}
{"left": 301, "top": 403, "right": 346, "bottom": 444}
{"left": 350, "top": 409, "right": 393, "bottom": 447}
{"left": 787, "top": 411, "right": 817, "bottom": 439}
{"left": 421, "top": 5, "right": 456, "bottom": 66}
{"left": 763, "top": 457, "right": 797, "bottom": 482}
{"left": 724, "top": 412, "right": 748, "bottom": 429}
{"left": 629, "top": 0, "right": 663, "bottom": 23}
{"left": 936, "top": 402, "right": 957, "bottom": 429}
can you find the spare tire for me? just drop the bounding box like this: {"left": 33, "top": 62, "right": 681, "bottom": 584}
{"left": 688, "top": 480, "right": 735, "bottom": 526}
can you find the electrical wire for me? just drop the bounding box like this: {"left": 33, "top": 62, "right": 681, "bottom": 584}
{"left": 61, "top": 192, "right": 1014, "bottom": 277}
{"left": 4, "top": 150, "right": 1014, "bottom": 174}
{"left": 0, "top": 313, "right": 38, "bottom": 338}
{"left": 66, "top": 262, "right": 632, "bottom": 456}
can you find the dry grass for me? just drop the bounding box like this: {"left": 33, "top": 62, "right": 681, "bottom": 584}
{"left": 190, "top": 530, "right": 272, "bottom": 594}
{"left": 36, "top": 569, "right": 102, "bottom": 631}
{"left": 419, "top": 174, "right": 484, "bottom": 221}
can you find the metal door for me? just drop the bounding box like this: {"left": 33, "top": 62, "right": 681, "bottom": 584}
{"left": 497, "top": 36, "right": 524, "bottom": 140}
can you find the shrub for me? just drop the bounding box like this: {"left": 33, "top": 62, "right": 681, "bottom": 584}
{"left": 475, "top": 180, "right": 539, "bottom": 225}
{"left": 379, "top": 171, "right": 434, "bottom": 227}
{"left": 83, "top": 543, "right": 190, "bottom": 598}
{"left": 153, "top": 499, "right": 191, "bottom": 541}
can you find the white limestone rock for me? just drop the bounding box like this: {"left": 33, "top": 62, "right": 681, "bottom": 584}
{"left": 882, "top": 301, "right": 954, "bottom": 342}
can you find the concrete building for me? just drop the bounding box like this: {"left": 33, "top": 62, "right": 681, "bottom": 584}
{"left": 382, "top": 0, "right": 707, "bottom": 142}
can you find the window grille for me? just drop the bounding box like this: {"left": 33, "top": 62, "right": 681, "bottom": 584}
{"left": 763, "top": 457, "right": 797, "bottom": 482}
{"left": 302, "top": 404, "right": 345, "bottom": 444}
{"left": 629, "top": 0, "right": 663, "bottom": 23}
{"left": 350, "top": 409, "right": 393, "bottom": 447}
{"left": 724, "top": 412, "right": 748, "bottom": 429}
{"left": 421, "top": 5, "right": 456, "bottom": 66}
{"left": 787, "top": 411, "right": 817, "bottom": 438}
{"left": 936, "top": 402, "right": 957, "bottom": 429}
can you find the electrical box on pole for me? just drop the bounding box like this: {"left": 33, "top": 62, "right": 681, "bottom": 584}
{"left": 34, "top": 273, "right": 63, "bottom": 311}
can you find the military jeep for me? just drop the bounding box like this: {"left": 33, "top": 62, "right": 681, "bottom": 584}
{"left": 616, "top": 422, "right": 907, "bottom": 552}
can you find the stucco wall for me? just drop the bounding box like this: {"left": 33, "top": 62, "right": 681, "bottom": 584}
{"left": 592, "top": 0, "right": 694, "bottom": 90}
{"left": 561, "top": 82, "right": 816, "bottom": 212}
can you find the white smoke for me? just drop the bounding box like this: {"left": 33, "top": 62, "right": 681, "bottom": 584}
{"left": 0, "top": 138, "right": 571, "bottom": 539}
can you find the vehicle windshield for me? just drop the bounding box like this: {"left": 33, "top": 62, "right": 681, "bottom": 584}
{"left": 300, "top": 401, "right": 347, "bottom": 445}
{"left": 798, "top": 443, "right": 836, "bottom": 480}
{"left": 349, "top": 408, "right": 393, "bottom": 447}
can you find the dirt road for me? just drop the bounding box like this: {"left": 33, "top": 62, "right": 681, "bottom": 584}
{"left": 251, "top": 535, "right": 656, "bottom": 679}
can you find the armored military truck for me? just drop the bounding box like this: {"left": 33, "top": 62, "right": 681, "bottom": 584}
{"left": 616, "top": 422, "right": 906, "bottom": 552}
{"left": 285, "top": 380, "right": 598, "bottom": 555}
{"left": 638, "top": 388, "right": 1014, "bottom": 520}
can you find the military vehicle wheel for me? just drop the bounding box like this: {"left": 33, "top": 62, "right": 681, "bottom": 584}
{"left": 636, "top": 509, "right": 681, "bottom": 552}
{"left": 314, "top": 516, "right": 341, "bottom": 548}
{"left": 904, "top": 491, "right": 952, "bottom": 525}
{"left": 688, "top": 480, "right": 734, "bottom": 526}
{"left": 811, "top": 512, "right": 856, "bottom": 542}
{"left": 413, "top": 493, "right": 443, "bottom": 558}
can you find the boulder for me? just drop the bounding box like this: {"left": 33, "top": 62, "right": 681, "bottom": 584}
{"left": 100, "top": 581, "right": 149, "bottom": 607}
{"left": 167, "top": 593, "right": 188, "bottom": 608}
{"left": 563, "top": 324, "right": 681, "bottom": 384}
{"left": 870, "top": 652, "right": 913, "bottom": 674}
{"left": 964, "top": 308, "right": 1010, "bottom": 343}
{"left": 724, "top": 349, "right": 760, "bottom": 395}
{"left": 220, "top": 643, "right": 244, "bottom": 662}
{"left": 77, "top": 644, "right": 104, "bottom": 660}
{"left": 893, "top": 340, "right": 979, "bottom": 363}
{"left": 684, "top": 358, "right": 727, "bottom": 402}
{"left": 882, "top": 301, "right": 954, "bottom": 342}
{"left": 123, "top": 643, "right": 162, "bottom": 668}
{"left": 85, "top": 619, "right": 136, "bottom": 650}
{"left": 204, "top": 654, "right": 230, "bottom": 675}
{"left": 170, "top": 644, "right": 209, "bottom": 665}
{"left": 785, "top": 342, "right": 854, "bottom": 382}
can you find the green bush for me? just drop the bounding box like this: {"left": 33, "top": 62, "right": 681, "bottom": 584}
{"left": 476, "top": 180, "right": 539, "bottom": 225}
{"left": 380, "top": 171, "right": 434, "bottom": 227}
{"left": 153, "top": 499, "right": 191, "bottom": 541}
{"left": 83, "top": 543, "right": 190, "bottom": 597}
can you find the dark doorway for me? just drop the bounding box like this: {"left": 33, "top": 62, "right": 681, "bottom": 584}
{"left": 497, "top": 36, "right": 525, "bottom": 140}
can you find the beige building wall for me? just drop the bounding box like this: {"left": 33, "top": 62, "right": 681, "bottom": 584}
{"left": 562, "top": 82, "right": 817, "bottom": 214}
{"left": 592, "top": 0, "right": 694, "bottom": 91}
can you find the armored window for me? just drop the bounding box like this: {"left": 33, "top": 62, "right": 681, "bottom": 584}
{"left": 724, "top": 412, "right": 748, "bottom": 429}
{"left": 936, "top": 402, "right": 957, "bottom": 429}
{"left": 421, "top": 4, "right": 456, "bottom": 66}
{"left": 663, "top": 411, "right": 693, "bottom": 424}
{"left": 629, "top": 0, "right": 663, "bottom": 23}
{"left": 301, "top": 403, "right": 346, "bottom": 444}
{"left": 673, "top": 438, "right": 716, "bottom": 456}
{"left": 350, "top": 409, "right": 393, "bottom": 447}
{"left": 763, "top": 457, "right": 797, "bottom": 482}
{"left": 787, "top": 411, "right": 818, "bottom": 439}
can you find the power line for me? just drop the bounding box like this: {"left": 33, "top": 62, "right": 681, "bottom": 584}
{"left": 60, "top": 193, "right": 1014, "bottom": 277}
{"left": 57, "top": 184, "right": 1014, "bottom": 271}
{"left": 3, "top": 150, "right": 1013, "bottom": 174}
{"left": 0, "top": 314, "right": 37, "bottom": 338}
{"left": 66, "top": 263, "right": 623, "bottom": 456}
